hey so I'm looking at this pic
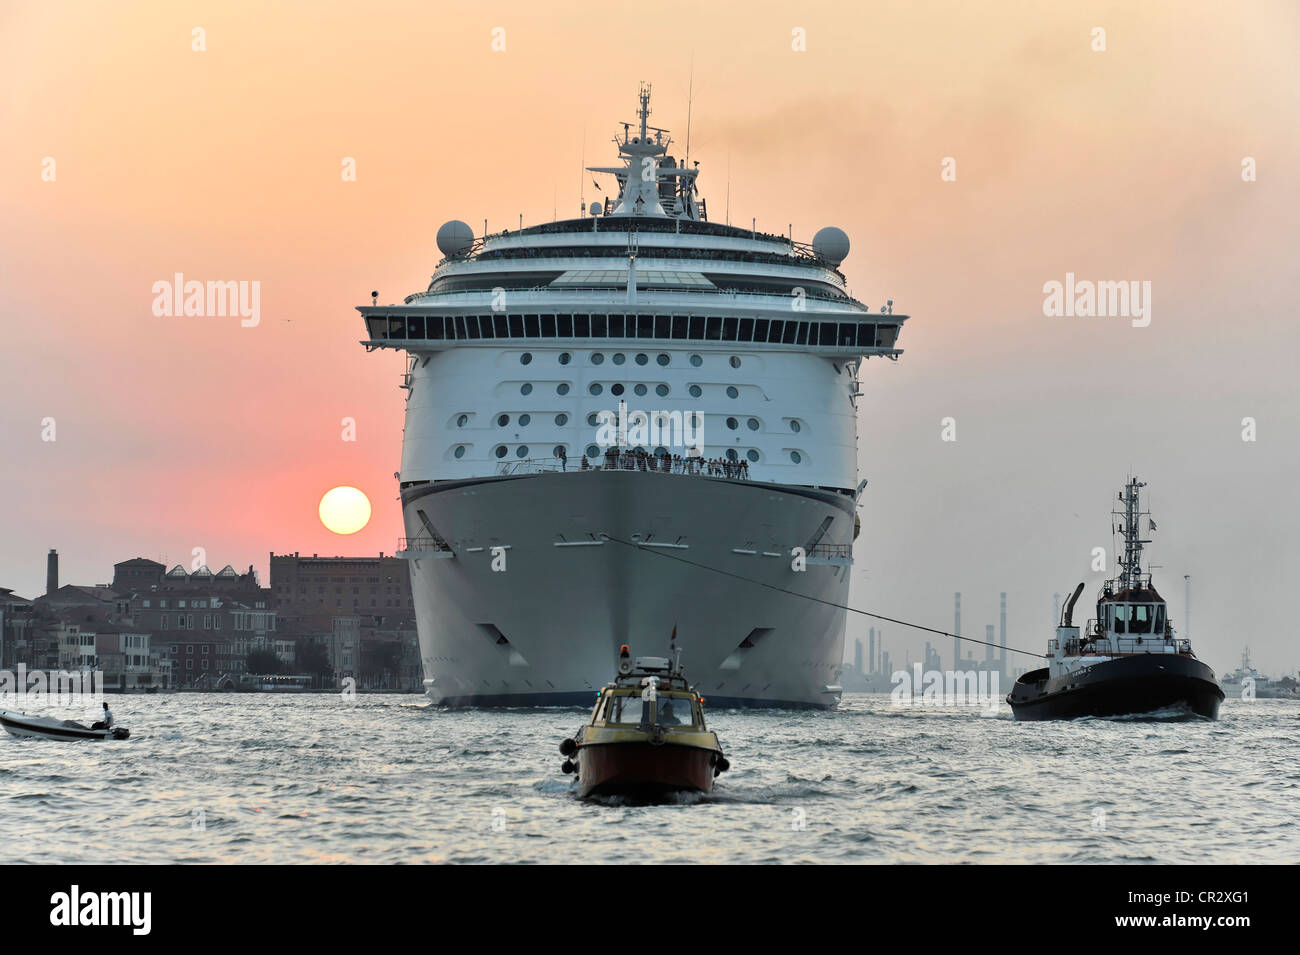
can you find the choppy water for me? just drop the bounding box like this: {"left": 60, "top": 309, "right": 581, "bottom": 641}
{"left": 1, "top": 693, "right": 1296, "bottom": 863}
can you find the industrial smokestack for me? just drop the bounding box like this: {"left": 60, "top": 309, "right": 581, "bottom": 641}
{"left": 954, "top": 593, "right": 961, "bottom": 670}
{"left": 1000, "top": 592, "right": 1007, "bottom": 671}
{"left": 868, "top": 627, "right": 876, "bottom": 674}
{"left": 986, "top": 624, "right": 995, "bottom": 662}
{"left": 46, "top": 549, "right": 58, "bottom": 597}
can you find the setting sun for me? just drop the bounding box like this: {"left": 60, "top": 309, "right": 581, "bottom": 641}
{"left": 318, "top": 486, "right": 371, "bottom": 535}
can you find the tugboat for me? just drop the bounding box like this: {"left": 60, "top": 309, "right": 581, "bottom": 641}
{"left": 559, "top": 644, "right": 729, "bottom": 798}
{"left": 1007, "top": 478, "right": 1224, "bottom": 720}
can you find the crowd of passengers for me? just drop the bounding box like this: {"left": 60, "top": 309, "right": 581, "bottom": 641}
{"left": 570, "top": 447, "right": 750, "bottom": 479}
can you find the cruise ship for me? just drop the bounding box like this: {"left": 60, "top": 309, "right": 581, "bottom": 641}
{"left": 359, "top": 85, "right": 908, "bottom": 707}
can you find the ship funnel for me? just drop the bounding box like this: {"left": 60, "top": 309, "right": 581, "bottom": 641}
{"left": 1062, "top": 582, "right": 1085, "bottom": 628}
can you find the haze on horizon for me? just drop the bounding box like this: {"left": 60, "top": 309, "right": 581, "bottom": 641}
{"left": 1, "top": 0, "right": 1297, "bottom": 677}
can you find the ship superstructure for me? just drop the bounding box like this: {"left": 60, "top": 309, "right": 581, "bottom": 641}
{"left": 359, "top": 85, "right": 908, "bottom": 707}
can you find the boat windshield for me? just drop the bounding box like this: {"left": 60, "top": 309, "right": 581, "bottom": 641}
{"left": 605, "top": 692, "right": 697, "bottom": 727}
{"left": 1109, "top": 603, "right": 1164, "bottom": 634}
{"left": 607, "top": 693, "right": 650, "bottom": 725}
{"left": 654, "top": 695, "right": 696, "bottom": 727}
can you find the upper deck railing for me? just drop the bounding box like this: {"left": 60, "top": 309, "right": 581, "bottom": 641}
{"left": 438, "top": 215, "right": 832, "bottom": 267}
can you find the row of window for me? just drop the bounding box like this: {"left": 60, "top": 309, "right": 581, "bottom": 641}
{"left": 482, "top": 444, "right": 803, "bottom": 464}
{"left": 527, "top": 352, "right": 741, "bottom": 368}
{"left": 366, "top": 313, "right": 899, "bottom": 349}
{"left": 517, "top": 382, "right": 676, "bottom": 398}
{"left": 460, "top": 413, "right": 806, "bottom": 434}
{"left": 159, "top": 613, "right": 276, "bottom": 631}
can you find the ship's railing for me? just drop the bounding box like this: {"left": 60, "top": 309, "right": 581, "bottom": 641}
{"left": 396, "top": 535, "right": 454, "bottom": 554}
{"left": 807, "top": 543, "right": 852, "bottom": 560}
{"left": 1060, "top": 635, "right": 1191, "bottom": 656}
{"left": 410, "top": 282, "right": 856, "bottom": 307}
{"left": 497, "top": 454, "right": 753, "bottom": 479}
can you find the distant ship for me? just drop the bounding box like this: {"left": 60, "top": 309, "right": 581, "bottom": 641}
{"left": 359, "top": 84, "right": 909, "bottom": 707}
{"left": 1007, "top": 478, "right": 1223, "bottom": 720}
{"left": 1220, "top": 648, "right": 1296, "bottom": 700}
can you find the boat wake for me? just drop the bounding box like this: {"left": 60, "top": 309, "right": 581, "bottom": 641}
{"left": 1072, "top": 702, "right": 1212, "bottom": 723}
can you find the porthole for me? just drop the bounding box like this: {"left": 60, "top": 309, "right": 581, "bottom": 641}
{"left": 495, "top": 446, "right": 507, "bottom": 459}
{"left": 557, "top": 383, "right": 570, "bottom": 396}
{"left": 726, "top": 386, "right": 739, "bottom": 399}
{"left": 635, "top": 353, "right": 648, "bottom": 366}
{"left": 747, "top": 418, "right": 759, "bottom": 431}
{"left": 520, "top": 383, "right": 533, "bottom": 395}
{"left": 790, "top": 450, "right": 802, "bottom": 464}
{"left": 657, "top": 354, "right": 670, "bottom": 366}
{"left": 559, "top": 352, "right": 571, "bottom": 365}
{"left": 655, "top": 384, "right": 669, "bottom": 397}
{"left": 726, "top": 449, "right": 738, "bottom": 461}
{"left": 555, "top": 413, "right": 568, "bottom": 426}
{"left": 790, "top": 420, "right": 802, "bottom": 433}
{"left": 519, "top": 414, "right": 531, "bottom": 426}
{"left": 634, "top": 383, "right": 647, "bottom": 397}
{"left": 457, "top": 414, "right": 468, "bottom": 428}
{"left": 587, "top": 413, "right": 599, "bottom": 426}
{"left": 553, "top": 445, "right": 565, "bottom": 458}
{"left": 689, "top": 385, "right": 702, "bottom": 398}
{"left": 689, "top": 354, "right": 702, "bottom": 367}
{"left": 726, "top": 417, "right": 738, "bottom": 430}
{"left": 586, "top": 444, "right": 600, "bottom": 458}
{"left": 520, "top": 353, "right": 533, "bottom": 365}
{"left": 589, "top": 383, "right": 603, "bottom": 395}
{"left": 654, "top": 446, "right": 668, "bottom": 457}
{"left": 497, "top": 414, "right": 510, "bottom": 427}
{"left": 611, "top": 383, "right": 625, "bottom": 396}
{"left": 516, "top": 446, "right": 529, "bottom": 458}
{"left": 592, "top": 353, "right": 605, "bottom": 365}
{"left": 613, "top": 353, "right": 626, "bottom": 365}
{"left": 746, "top": 449, "right": 759, "bottom": 462}
{"left": 729, "top": 356, "right": 741, "bottom": 368}
{"left": 454, "top": 446, "right": 466, "bottom": 459}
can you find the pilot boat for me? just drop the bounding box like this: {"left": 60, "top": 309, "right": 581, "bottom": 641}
{"left": 0, "top": 709, "right": 131, "bottom": 741}
{"left": 1007, "top": 478, "right": 1224, "bottom": 721}
{"left": 559, "top": 644, "right": 729, "bottom": 798}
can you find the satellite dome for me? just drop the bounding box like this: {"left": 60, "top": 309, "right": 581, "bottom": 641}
{"left": 589, "top": 200, "right": 603, "bottom": 216}
{"left": 436, "top": 220, "right": 474, "bottom": 257}
{"left": 813, "top": 226, "right": 850, "bottom": 266}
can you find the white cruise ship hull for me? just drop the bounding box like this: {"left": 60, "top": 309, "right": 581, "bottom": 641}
{"left": 400, "top": 470, "right": 853, "bottom": 708}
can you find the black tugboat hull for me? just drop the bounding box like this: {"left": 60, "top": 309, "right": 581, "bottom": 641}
{"left": 1007, "top": 654, "right": 1223, "bottom": 721}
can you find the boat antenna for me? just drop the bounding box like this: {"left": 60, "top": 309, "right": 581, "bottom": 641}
{"left": 725, "top": 151, "right": 731, "bottom": 225}
{"left": 579, "top": 121, "right": 586, "bottom": 216}
{"left": 684, "top": 57, "right": 694, "bottom": 165}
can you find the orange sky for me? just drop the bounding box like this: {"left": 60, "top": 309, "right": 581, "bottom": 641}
{"left": 3, "top": 1, "right": 1298, "bottom": 672}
